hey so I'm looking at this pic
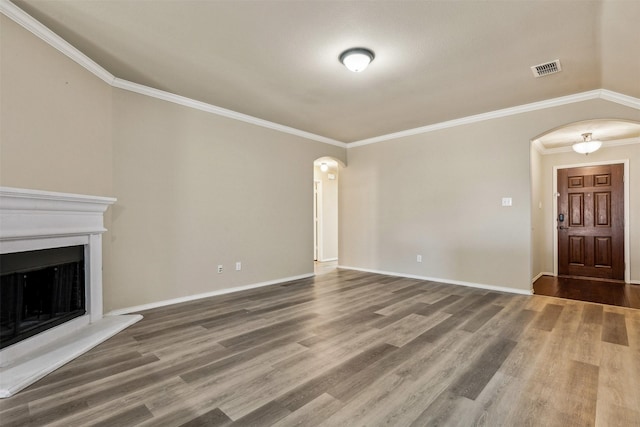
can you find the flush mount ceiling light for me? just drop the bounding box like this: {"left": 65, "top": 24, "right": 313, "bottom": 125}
{"left": 572, "top": 132, "right": 602, "bottom": 155}
{"left": 339, "top": 48, "right": 375, "bottom": 72}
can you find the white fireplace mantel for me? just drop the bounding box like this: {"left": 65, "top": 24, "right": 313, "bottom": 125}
{"left": 1, "top": 186, "right": 114, "bottom": 239}
{"left": 0, "top": 187, "right": 142, "bottom": 398}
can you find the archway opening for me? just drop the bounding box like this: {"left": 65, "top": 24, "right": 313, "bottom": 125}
{"left": 530, "top": 119, "right": 639, "bottom": 306}
{"left": 313, "top": 157, "right": 342, "bottom": 275}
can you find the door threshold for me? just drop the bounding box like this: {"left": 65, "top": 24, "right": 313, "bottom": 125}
{"left": 557, "top": 274, "right": 626, "bottom": 284}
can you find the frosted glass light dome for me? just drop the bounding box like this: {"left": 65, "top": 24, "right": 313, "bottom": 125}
{"left": 340, "top": 48, "right": 375, "bottom": 73}
{"left": 572, "top": 133, "right": 602, "bottom": 154}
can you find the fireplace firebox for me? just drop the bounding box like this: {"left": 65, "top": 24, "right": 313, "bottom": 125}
{"left": 1, "top": 246, "right": 86, "bottom": 350}
{"left": 0, "top": 186, "right": 142, "bottom": 398}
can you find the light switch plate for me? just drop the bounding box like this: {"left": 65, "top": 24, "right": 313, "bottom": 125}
{"left": 502, "top": 197, "right": 513, "bottom": 207}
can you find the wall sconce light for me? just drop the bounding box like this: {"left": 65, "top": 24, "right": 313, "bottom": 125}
{"left": 320, "top": 163, "right": 329, "bottom": 172}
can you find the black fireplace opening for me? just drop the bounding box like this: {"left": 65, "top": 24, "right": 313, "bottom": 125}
{"left": 1, "top": 246, "right": 86, "bottom": 350}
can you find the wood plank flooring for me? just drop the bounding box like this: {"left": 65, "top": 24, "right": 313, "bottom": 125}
{"left": 534, "top": 275, "right": 640, "bottom": 309}
{"left": 1, "top": 269, "right": 639, "bottom": 426}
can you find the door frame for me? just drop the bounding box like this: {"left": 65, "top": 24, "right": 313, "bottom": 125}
{"left": 313, "top": 180, "right": 323, "bottom": 262}
{"left": 552, "top": 159, "right": 630, "bottom": 282}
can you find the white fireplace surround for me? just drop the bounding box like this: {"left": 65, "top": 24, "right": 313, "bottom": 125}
{"left": 0, "top": 187, "right": 141, "bottom": 398}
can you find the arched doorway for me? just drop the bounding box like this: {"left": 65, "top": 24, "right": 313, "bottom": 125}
{"left": 530, "top": 119, "right": 639, "bottom": 307}
{"left": 313, "top": 158, "right": 341, "bottom": 274}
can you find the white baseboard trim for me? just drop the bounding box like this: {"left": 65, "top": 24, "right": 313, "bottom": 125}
{"left": 338, "top": 265, "right": 533, "bottom": 295}
{"left": 531, "top": 272, "right": 544, "bottom": 283}
{"left": 532, "top": 271, "right": 555, "bottom": 283}
{"left": 106, "top": 273, "right": 315, "bottom": 315}
{"left": 630, "top": 280, "right": 640, "bottom": 285}
{"left": 318, "top": 257, "right": 338, "bottom": 262}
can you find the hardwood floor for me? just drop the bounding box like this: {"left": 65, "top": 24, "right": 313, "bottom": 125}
{"left": 534, "top": 275, "right": 640, "bottom": 309}
{"left": 314, "top": 261, "right": 338, "bottom": 276}
{"left": 2, "top": 270, "right": 639, "bottom": 426}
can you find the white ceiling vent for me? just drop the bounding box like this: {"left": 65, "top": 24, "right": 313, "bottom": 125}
{"left": 531, "top": 59, "right": 562, "bottom": 77}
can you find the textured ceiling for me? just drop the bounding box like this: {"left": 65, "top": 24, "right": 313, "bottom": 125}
{"left": 11, "top": 0, "right": 640, "bottom": 143}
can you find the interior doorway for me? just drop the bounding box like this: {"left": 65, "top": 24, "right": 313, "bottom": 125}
{"left": 530, "top": 119, "right": 639, "bottom": 308}
{"left": 313, "top": 158, "right": 339, "bottom": 266}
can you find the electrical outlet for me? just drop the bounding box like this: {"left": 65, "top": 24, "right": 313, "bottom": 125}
{"left": 235, "top": 262, "right": 242, "bottom": 271}
{"left": 417, "top": 254, "right": 422, "bottom": 263}
{"left": 217, "top": 265, "right": 223, "bottom": 274}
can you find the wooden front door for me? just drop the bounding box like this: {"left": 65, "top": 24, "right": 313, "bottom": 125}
{"left": 557, "top": 164, "right": 624, "bottom": 280}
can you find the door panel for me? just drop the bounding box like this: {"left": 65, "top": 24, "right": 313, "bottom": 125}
{"left": 569, "top": 236, "right": 585, "bottom": 265}
{"left": 557, "top": 164, "right": 624, "bottom": 280}
{"left": 594, "top": 192, "right": 610, "bottom": 226}
{"left": 569, "top": 193, "right": 584, "bottom": 226}
{"left": 568, "top": 176, "right": 584, "bottom": 187}
{"left": 594, "top": 237, "right": 612, "bottom": 267}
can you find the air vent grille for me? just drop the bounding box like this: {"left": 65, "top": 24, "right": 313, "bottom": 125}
{"left": 531, "top": 59, "right": 562, "bottom": 77}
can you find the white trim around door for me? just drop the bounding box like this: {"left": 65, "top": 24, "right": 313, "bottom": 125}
{"left": 552, "top": 159, "right": 630, "bottom": 283}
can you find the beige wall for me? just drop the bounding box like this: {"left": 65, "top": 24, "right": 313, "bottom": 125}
{"left": 1, "top": 17, "right": 346, "bottom": 312}
{"left": 0, "top": 16, "right": 116, "bottom": 298}
{"left": 538, "top": 144, "right": 640, "bottom": 282}
{"left": 0, "top": 16, "right": 112, "bottom": 196}
{"left": 108, "top": 89, "right": 345, "bottom": 311}
{"left": 340, "top": 99, "right": 640, "bottom": 292}
{"left": 530, "top": 143, "right": 544, "bottom": 280}
{"left": 3, "top": 12, "right": 639, "bottom": 312}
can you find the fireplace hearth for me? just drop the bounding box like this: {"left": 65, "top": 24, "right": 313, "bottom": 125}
{"left": 0, "top": 187, "right": 142, "bottom": 397}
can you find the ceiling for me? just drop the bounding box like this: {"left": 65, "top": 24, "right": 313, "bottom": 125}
{"left": 11, "top": 0, "right": 640, "bottom": 143}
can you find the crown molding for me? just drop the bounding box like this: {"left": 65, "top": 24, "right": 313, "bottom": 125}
{"left": 600, "top": 89, "right": 640, "bottom": 110}
{"left": 1, "top": 0, "right": 346, "bottom": 148}
{"left": 3, "top": 0, "right": 639, "bottom": 151}
{"left": 112, "top": 79, "right": 346, "bottom": 148}
{"left": 349, "top": 90, "right": 640, "bottom": 147}
{"left": 349, "top": 91, "right": 615, "bottom": 147}
{"left": 0, "top": 0, "right": 115, "bottom": 85}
